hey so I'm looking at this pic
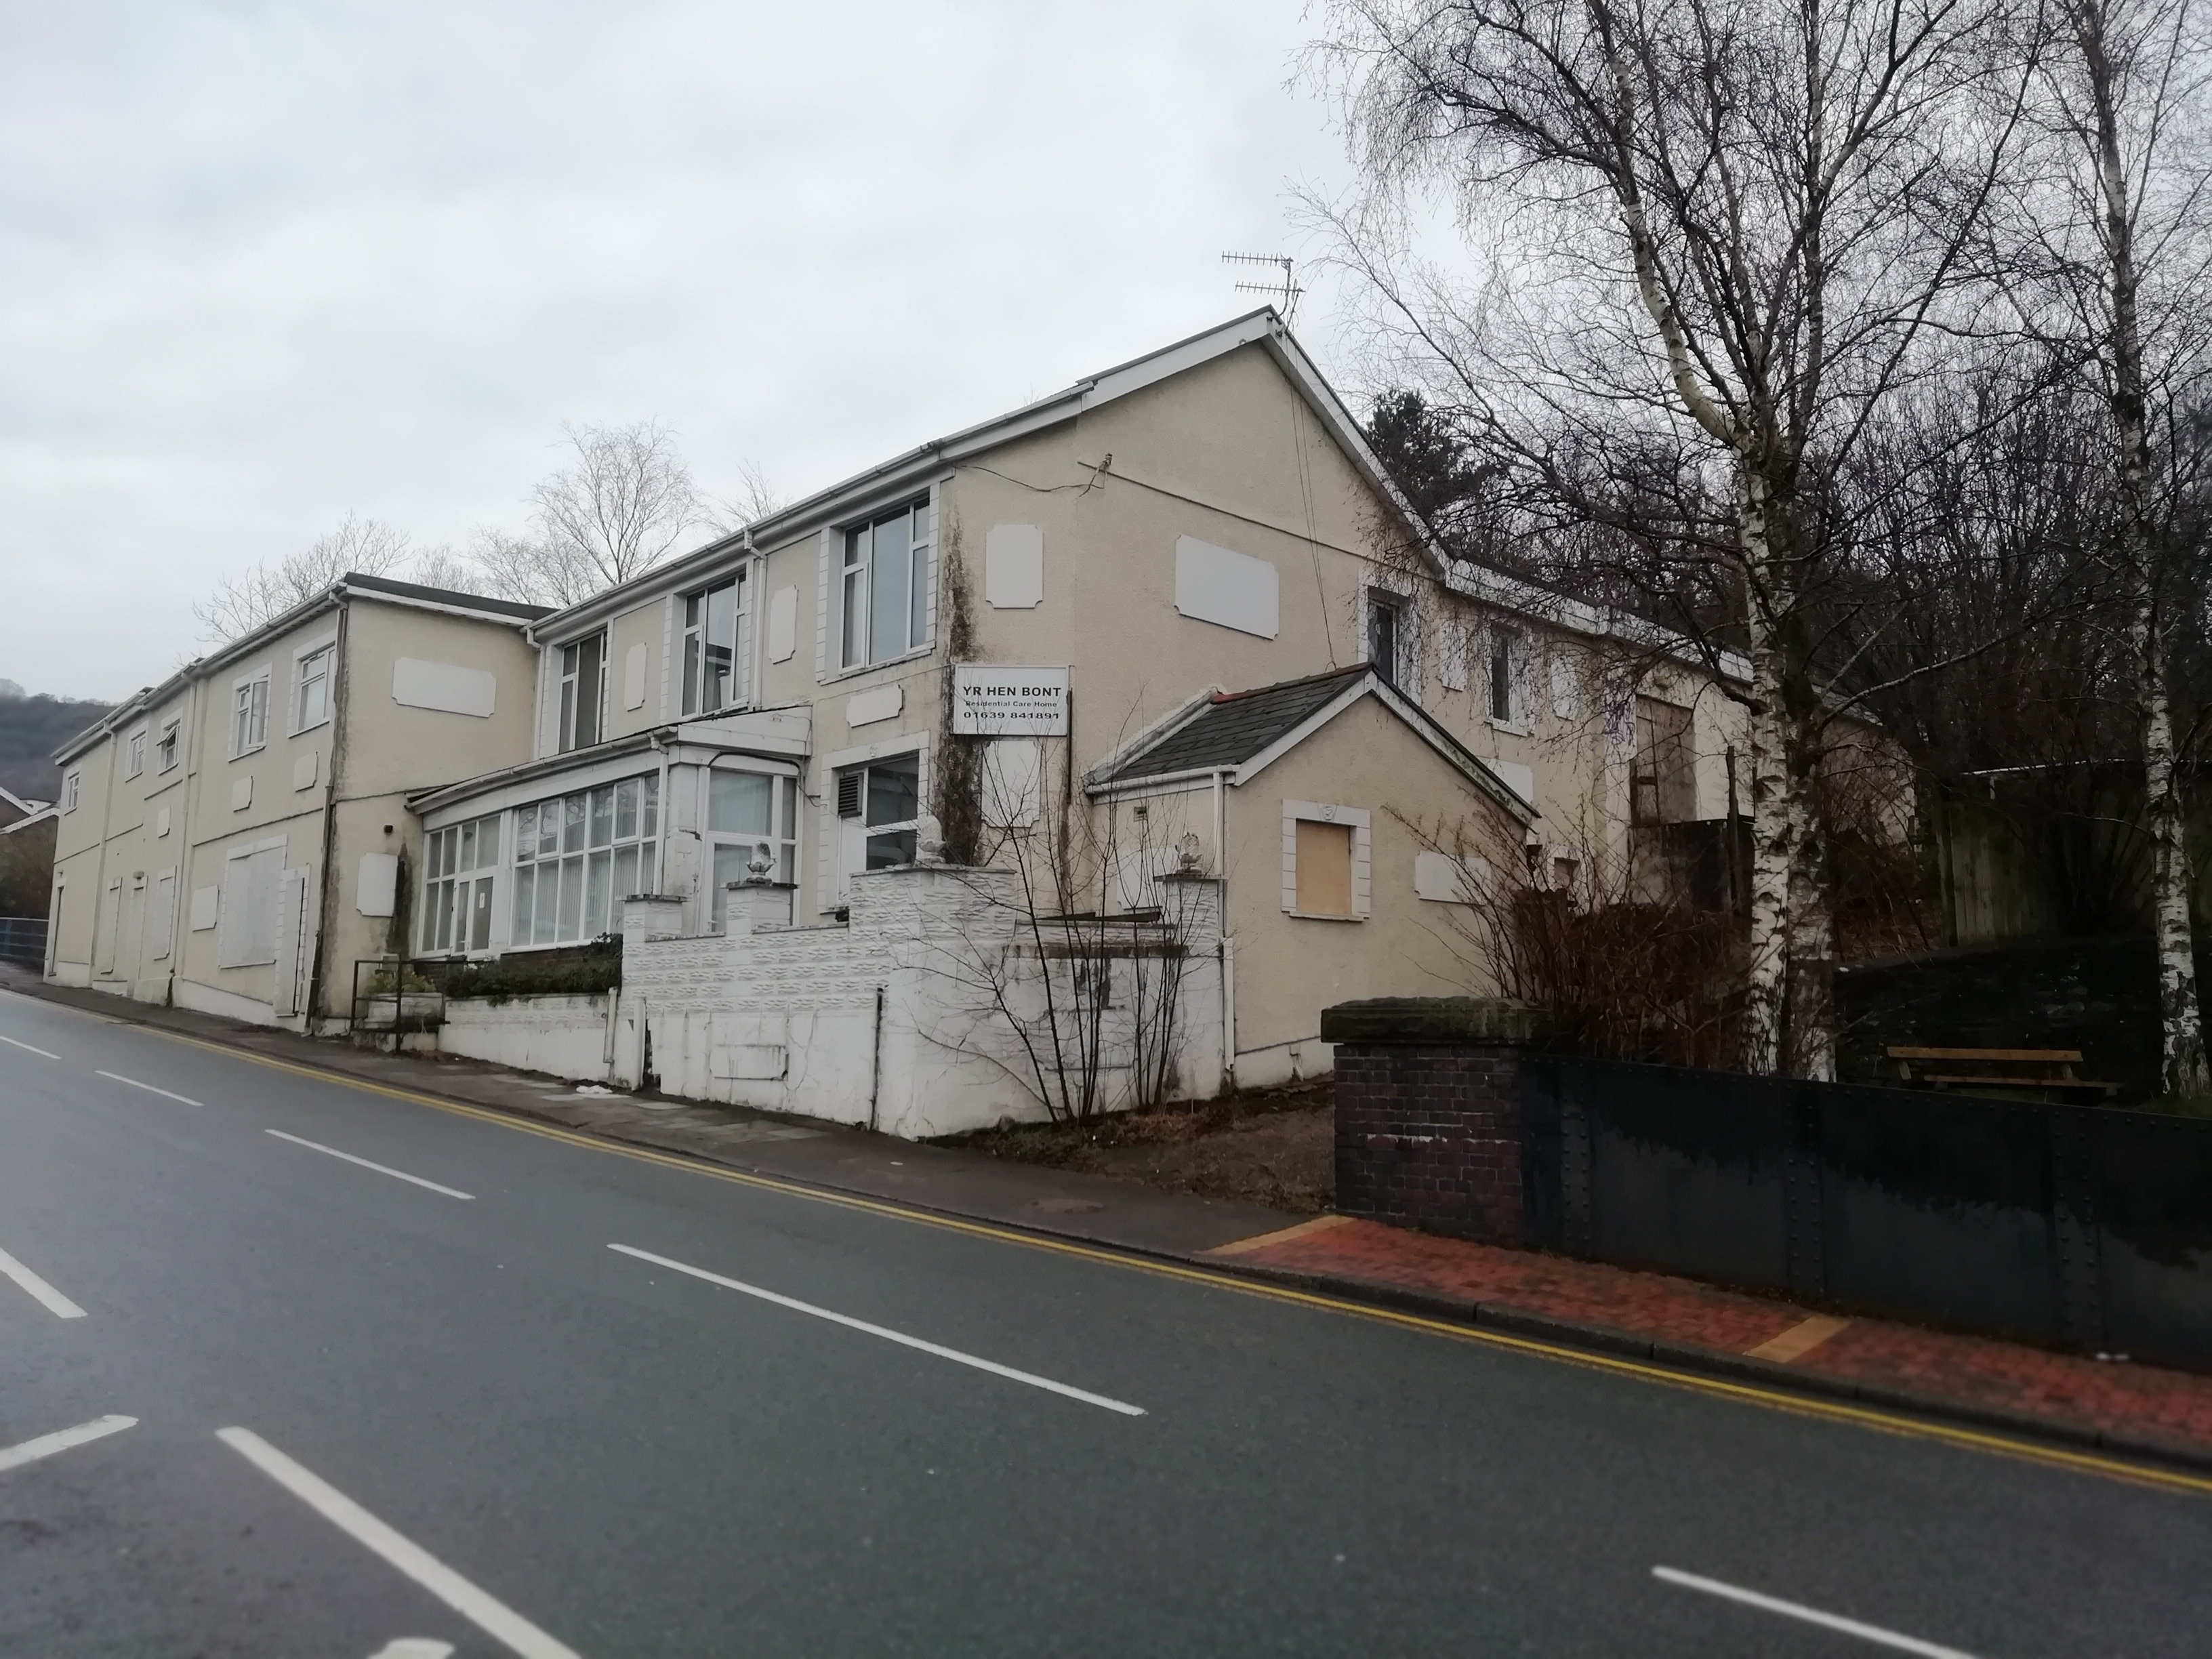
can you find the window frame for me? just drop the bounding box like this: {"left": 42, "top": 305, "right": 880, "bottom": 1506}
{"left": 835, "top": 753, "right": 923, "bottom": 880}
{"left": 556, "top": 631, "right": 607, "bottom": 754}
{"left": 419, "top": 812, "right": 504, "bottom": 956}
{"left": 838, "top": 497, "right": 935, "bottom": 672}
{"left": 680, "top": 572, "right": 751, "bottom": 717}
{"left": 123, "top": 727, "right": 146, "bottom": 779}
{"left": 1280, "top": 799, "right": 1372, "bottom": 922}
{"left": 1366, "top": 590, "right": 1409, "bottom": 686}
{"left": 508, "top": 773, "right": 661, "bottom": 951}
{"left": 704, "top": 763, "right": 801, "bottom": 930}
{"left": 231, "top": 668, "right": 271, "bottom": 758}
{"left": 1486, "top": 623, "right": 1526, "bottom": 731}
{"left": 155, "top": 716, "right": 180, "bottom": 774}
{"left": 292, "top": 639, "right": 335, "bottom": 734}
{"left": 62, "top": 770, "right": 81, "bottom": 813}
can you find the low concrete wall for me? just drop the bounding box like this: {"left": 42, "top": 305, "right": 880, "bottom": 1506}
{"left": 618, "top": 865, "right": 1227, "bottom": 1139}
{"left": 439, "top": 992, "right": 612, "bottom": 1083}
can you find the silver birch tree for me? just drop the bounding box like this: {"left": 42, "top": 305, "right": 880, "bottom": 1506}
{"left": 1314, "top": 0, "right": 2027, "bottom": 1073}
{"left": 2008, "top": 0, "right": 2212, "bottom": 1093}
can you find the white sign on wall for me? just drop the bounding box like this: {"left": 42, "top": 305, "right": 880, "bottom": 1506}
{"left": 952, "top": 663, "right": 1069, "bottom": 735}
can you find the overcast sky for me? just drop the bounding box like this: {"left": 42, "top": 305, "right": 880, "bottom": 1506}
{"left": 0, "top": 0, "right": 1375, "bottom": 702}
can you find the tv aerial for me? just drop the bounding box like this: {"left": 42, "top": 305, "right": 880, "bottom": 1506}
{"left": 1221, "top": 252, "right": 1303, "bottom": 322}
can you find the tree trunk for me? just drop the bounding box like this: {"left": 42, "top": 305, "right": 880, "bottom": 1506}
{"left": 2137, "top": 605, "right": 2208, "bottom": 1095}
{"left": 1740, "top": 471, "right": 1796, "bottom": 1076}
{"left": 1785, "top": 747, "right": 1837, "bottom": 1082}
{"left": 2084, "top": 0, "right": 2208, "bottom": 1096}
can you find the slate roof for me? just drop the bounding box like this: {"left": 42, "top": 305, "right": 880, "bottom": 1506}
{"left": 1101, "top": 666, "right": 1370, "bottom": 782}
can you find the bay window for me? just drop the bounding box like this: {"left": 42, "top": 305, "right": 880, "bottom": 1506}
{"left": 510, "top": 774, "right": 659, "bottom": 947}
{"left": 422, "top": 813, "right": 501, "bottom": 954}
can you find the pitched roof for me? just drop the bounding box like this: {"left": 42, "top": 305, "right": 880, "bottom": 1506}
{"left": 344, "top": 571, "right": 553, "bottom": 622}
{"left": 1094, "top": 665, "right": 1537, "bottom": 822}
{"left": 1098, "top": 667, "right": 1368, "bottom": 781}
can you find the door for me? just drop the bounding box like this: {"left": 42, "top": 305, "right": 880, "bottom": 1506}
{"left": 119, "top": 876, "right": 146, "bottom": 986}
{"left": 272, "top": 866, "right": 308, "bottom": 1019}
{"left": 150, "top": 870, "right": 176, "bottom": 962}
{"left": 95, "top": 880, "right": 121, "bottom": 977}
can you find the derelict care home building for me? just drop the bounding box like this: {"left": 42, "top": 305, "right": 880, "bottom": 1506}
{"left": 405, "top": 310, "right": 1751, "bottom": 1134}
{"left": 45, "top": 575, "right": 548, "bottom": 1025}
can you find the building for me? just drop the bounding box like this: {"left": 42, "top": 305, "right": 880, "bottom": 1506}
{"left": 408, "top": 310, "right": 1749, "bottom": 1132}
{"left": 45, "top": 573, "right": 548, "bottom": 1025}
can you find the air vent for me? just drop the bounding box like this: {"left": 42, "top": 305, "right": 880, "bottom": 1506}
{"left": 836, "top": 770, "right": 863, "bottom": 819}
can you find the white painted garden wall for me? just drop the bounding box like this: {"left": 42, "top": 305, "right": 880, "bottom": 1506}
{"left": 614, "top": 864, "right": 1227, "bottom": 1139}
{"left": 439, "top": 992, "right": 613, "bottom": 1083}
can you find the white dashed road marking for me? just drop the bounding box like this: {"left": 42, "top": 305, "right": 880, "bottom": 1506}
{"left": 609, "top": 1242, "right": 1147, "bottom": 1416}
{"left": 0, "top": 1243, "right": 87, "bottom": 1318}
{"left": 1654, "top": 1566, "right": 1982, "bottom": 1658}
{"left": 218, "top": 1428, "right": 581, "bottom": 1659}
{"left": 264, "top": 1130, "right": 474, "bottom": 1200}
{"left": 0, "top": 1416, "right": 136, "bottom": 1473}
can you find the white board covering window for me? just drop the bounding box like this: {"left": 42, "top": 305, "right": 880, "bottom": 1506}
{"left": 1174, "top": 537, "right": 1279, "bottom": 638}
{"left": 218, "top": 846, "right": 285, "bottom": 968}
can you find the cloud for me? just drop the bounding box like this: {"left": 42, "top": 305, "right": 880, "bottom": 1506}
{"left": 0, "top": 0, "right": 1357, "bottom": 697}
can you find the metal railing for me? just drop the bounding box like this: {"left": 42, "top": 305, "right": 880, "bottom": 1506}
{"left": 0, "top": 916, "right": 48, "bottom": 968}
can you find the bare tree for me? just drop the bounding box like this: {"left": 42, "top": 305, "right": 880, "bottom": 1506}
{"left": 404, "top": 545, "right": 480, "bottom": 593}
{"left": 2001, "top": 0, "right": 2212, "bottom": 1092}
{"left": 470, "top": 421, "right": 704, "bottom": 608}
{"left": 1313, "top": 0, "right": 2030, "bottom": 1076}
{"left": 706, "top": 458, "right": 785, "bottom": 533}
{"left": 194, "top": 513, "right": 412, "bottom": 641}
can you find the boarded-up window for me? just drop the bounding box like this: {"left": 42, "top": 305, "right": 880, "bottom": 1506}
{"left": 1632, "top": 697, "right": 1697, "bottom": 824}
{"left": 1294, "top": 820, "right": 1355, "bottom": 916}
{"left": 1174, "top": 536, "right": 1279, "bottom": 638}
{"left": 218, "top": 846, "right": 284, "bottom": 968}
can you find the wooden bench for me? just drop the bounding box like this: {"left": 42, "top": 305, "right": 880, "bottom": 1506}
{"left": 1884, "top": 1046, "right": 2121, "bottom": 1101}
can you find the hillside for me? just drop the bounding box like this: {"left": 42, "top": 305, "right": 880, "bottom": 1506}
{"left": 0, "top": 691, "right": 115, "bottom": 805}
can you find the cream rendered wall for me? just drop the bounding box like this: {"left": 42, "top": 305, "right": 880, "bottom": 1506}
{"left": 47, "top": 720, "right": 122, "bottom": 979}
{"left": 1223, "top": 699, "right": 1513, "bottom": 1059}
{"left": 603, "top": 598, "right": 670, "bottom": 739}
{"left": 948, "top": 345, "right": 1385, "bottom": 776}
{"left": 171, "top": 606, "right": 345, "bottom": 1019}
{"left": 325, "top": 598, "right": 540, "bottom": 1013}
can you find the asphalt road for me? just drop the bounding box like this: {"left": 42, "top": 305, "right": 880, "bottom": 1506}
{"left": 1, "top": 990, "right": 2205, "bottom": 1658}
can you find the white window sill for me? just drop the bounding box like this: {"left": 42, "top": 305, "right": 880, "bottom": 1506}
{"left": 822, "top": 643, "right": 934, "bottom": 686}
{"left": 232, "top": 745, "right": 267, "bottom": 762}
{"left": 1486, "top": 716, "right": 1532, "bottom": 738}
{"left": 291, "top": 717, "right": 331, "bottom": 738}
{"left": 1284, "top": 908, "right": 1366, "bottom": 923}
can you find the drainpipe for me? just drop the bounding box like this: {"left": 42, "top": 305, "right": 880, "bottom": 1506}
{"left": 304, "top": 595, "right": 350, "bottom": 1032}
{"left": 1212, "top": 768, "right": 1233, "bottom": 1094}
{"left": 867, "top": 984, "right": 884, "bottom": 1134}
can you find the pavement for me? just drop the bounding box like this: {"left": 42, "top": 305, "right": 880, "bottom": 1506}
{"left": 1, "top": 977, "right": 2210, "bottom": 1654}
{"left": 14, "top": 966, "right": 2212, "bottom": 1479}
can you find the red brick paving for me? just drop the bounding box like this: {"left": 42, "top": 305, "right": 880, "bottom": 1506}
{"left": 1221, "top": 1218, "right": 2212, "bottom": 1460}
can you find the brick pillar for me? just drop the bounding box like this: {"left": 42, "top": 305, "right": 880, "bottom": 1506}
{"left": 1321, "top": 997, "right": 1546, "bottom": 1244}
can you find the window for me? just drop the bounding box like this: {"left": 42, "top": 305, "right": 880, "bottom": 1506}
{"left": 840, "top": 499, "right": 933, "bottom": 669}
{"left": 682, "top": 574, "right": 749, "bottom": 716}
{"left": 511, "top": 774, "right": 659, "bottom": 947}
{"left": 295, "top": 645, "right": 333, "bottom": 732}
{"left": 1294, "top": 821, "right": 1355, "bottom": 915}
{"left": 558, "top": 632, "right": 605, "bottom": 752}
{"left": 125, "top": 729, "right": 146, "bottom": 779}
{"left": 706, "top": 768, "right": 800, "bottom": 928}
{"left": 232, "top": 672, "right": 270, "bottom": 756}
{"left": 421, "top": 813, "right": 502, "bottom": 954}
{"left": 1367, "top": 592, "right": 1407, "bottom": 684}
{"left": 1282, "top": 800, "right": 1370, "bottom": 920}
{"left": 1631, "top": 697, "right": 1698, "bottom": 825}
{"left": 63, "top": 771, "right": 80, "bottom": 813}
{"left": 155, "top": 718, "right": 179, "bottom": 773}
{"left": 837, "top": 754, "right": 921, "bottom": 872}
{"left": 1487, "top": 625, "right": 1520, "bottom": 724}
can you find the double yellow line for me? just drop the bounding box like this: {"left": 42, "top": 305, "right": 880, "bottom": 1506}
{"left": 142, "top": 1022, "right": 2212, "bottom": 1500}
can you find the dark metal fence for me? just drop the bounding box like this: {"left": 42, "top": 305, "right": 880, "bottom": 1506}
{"left": 0, "top": 916, "right": 47, "bottom": 968}
{"left": 1519, "top": 1056, "right": 2212, "bottom": 1368}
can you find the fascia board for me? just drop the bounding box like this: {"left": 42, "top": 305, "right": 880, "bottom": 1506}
{"left": 342, "top": 587, "right": 536, "bottom": 630}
